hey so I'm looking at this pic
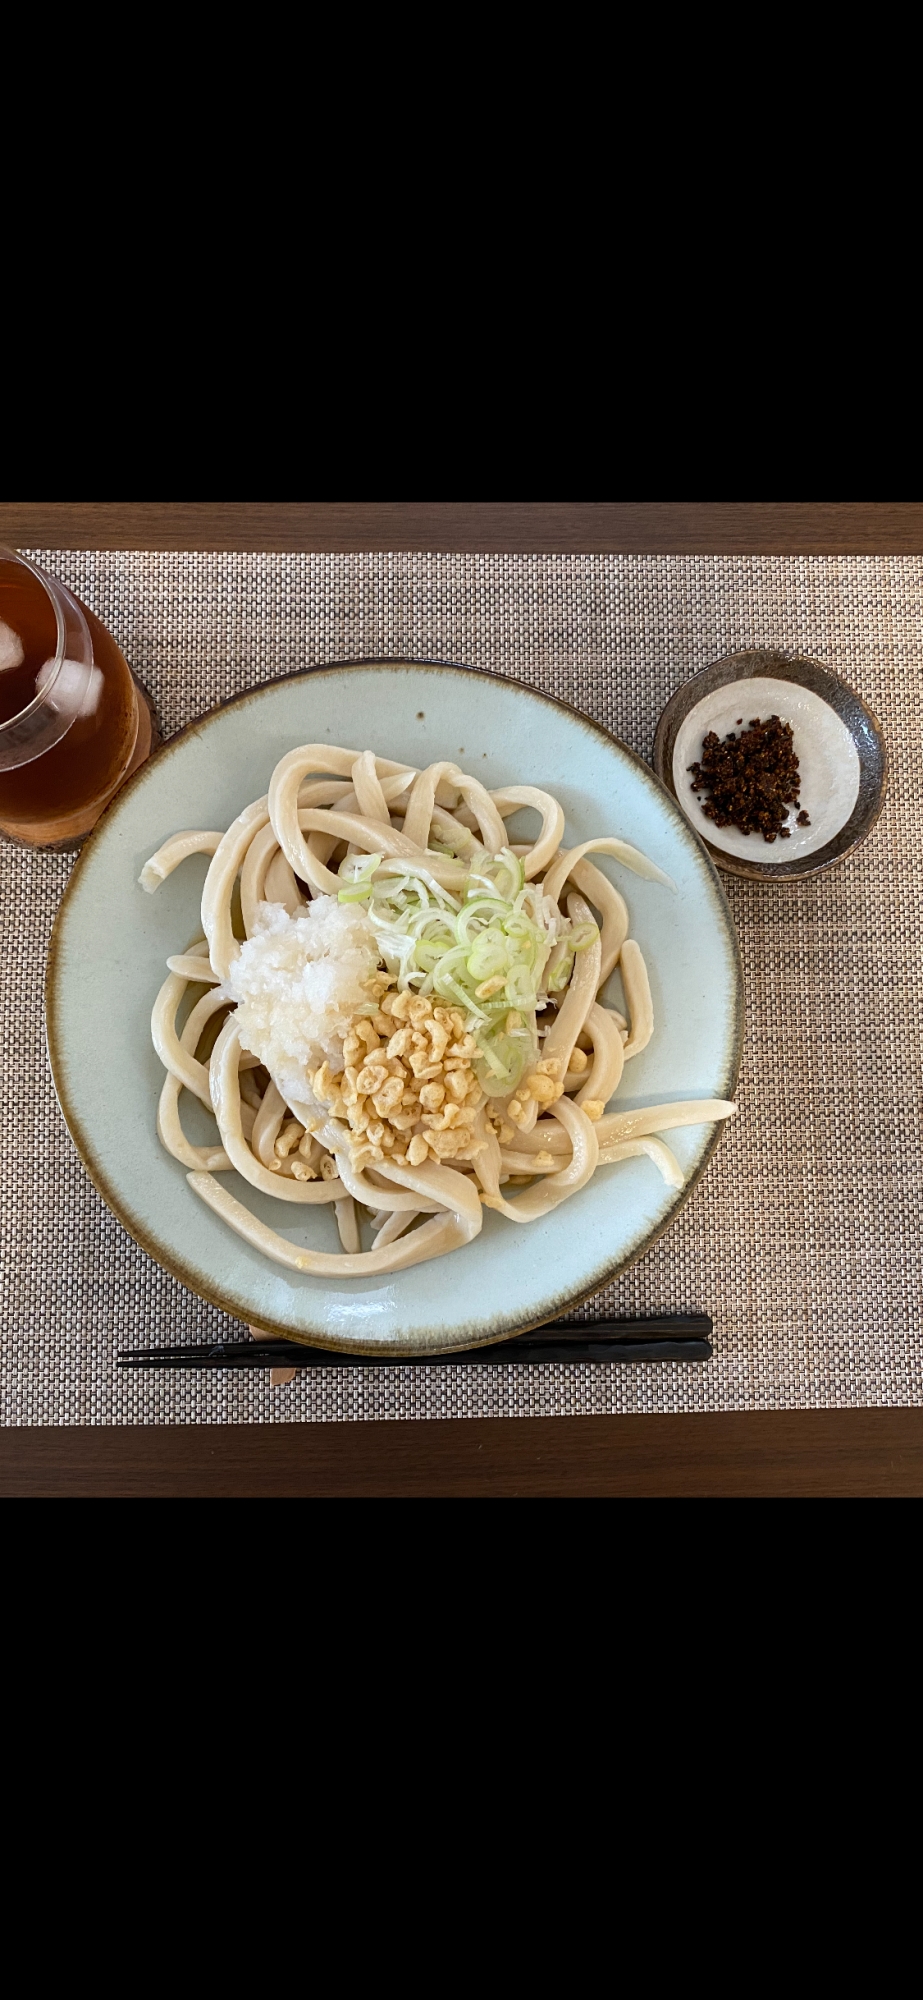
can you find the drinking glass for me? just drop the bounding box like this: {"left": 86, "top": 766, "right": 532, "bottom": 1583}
{"left": 0, "top": 546, "right": 157, "bottom": 847}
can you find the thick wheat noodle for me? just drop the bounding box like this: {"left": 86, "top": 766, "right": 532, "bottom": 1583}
{"left": 240, "top": 822, "right": 302, "bottom": 932}
{"left": 490, "top": 786, "right": 566, "bottom": 878}
{"left": 335, "top": 1196, "right": 361, "bottom": 1251}
{"left": 152, "top": 971, "right": 218, "bottom": 1108}
{"left": 210, "top": 1016, "right": 342, "bottom": 1205}
{"left": 327, "top": 1141, "right": 444, "bottom": 1214}
{"left": 574, "top": 1002, "right": 624, "bottom": 1108}
{"left": 563, "top": 1008, "right": 627, "bottom": 1088}
{"left": 482, "top": 1098, "right": 599, "bottom": 1223}
{"left": 362, "top": 1165, "right": 444, "bottom": 1210}
{"left": 310, "top": 788, "right": 414, "bottom": 866}
{"left": 563, "top": 1010, "right": 625, "bottom": 1088}
{"left": 280, "top": 745, "right": 416, "bottom": 792}
{"left": 448, "top": 805, "right": 480, "bottom": 834}
{"left": 472, "top": 1110, "right": 503, "bottom": 1198}
{"left": 536, "top": 893, "right": 602, "bottom": 1078}
{"left": 506, "top": 1099, "right": 738, "bottom": 1157}
{"left": 172, "top": 936, "right": 208, "bottom": 967}
{"left": 542, "top": 835, "right": 674, "bottom": 906}
{"left": 429, "top": 805, "right": 479, "bottom": 855}
{"left": 269, "top": 745, "right": 414, "bottom": 883}
{"left": 239, "top": 1068, "right": 263, "bottom": 1112}
{"left": 158, "top": 1079, "right": 228, "bottom": 1173}
{"left": 620, "top": 940, "right": 654, "bottom": 1058}
{"left": 298, "top": 779, "right": 359, "bottom": 807}
{"left": 373, "top": 1208, "right": 420, "bottom": 1247}
{"left": 298, "top": 774, "right": 416, "bottom": 811}
{"left": 289, "top": 777, "right": 415, "bottom": 876}
{"left": 445, "top": 768, "right": 508, "bottom": 851}
{"left": 292, "top": 781, "right": 360, "bottom": 865}
{"left": 264, "top": 848, "right": 302, "bottom": 914}
{"left": 394, "top": 761, "right": 454, "bottom": 847}
{"left": 568, "top": 858, "right": 629, "bottom": 985}
{"left": 599, "top": 1101, "right": 739, "bottom": 1143}
{"left": 139, "top": 829, "right": 224, "bottom": 894}
{"left": 251, "top": 1078, "right": 288, "bottom": 1167}
{"left": 495, "top": 1134, "right": 684, "bottom": 1191}
{"left": 294, "top": 810, "right": 469, "bottom": 898}
{"left": 369, "top": 857, "right": 463, "bottom": 901}
{"left": 355, "top": 1154, "right": 483, "bottom": 1237}
{"left": 296, "top": 802, "right": 355, "bottom": 868}
{"left": 187, "top": 1154, "right": 482, "bottom": 1275}
{"left": 349, "top": 750, "right": 390, "bottom": 823}
{"left": 498, "top": 1131, "right": 684, "bottom": 1189}
{"left": 298, "top": 773, "right": 416, "bottom": 866}
{"left": 599, "top": 1137, "right": 684, "bottom": 1186}
{"left": 299, "top": 810, "right": 468, "bottom": 884}
{"left": 166, "top": 953, "right": 221, "bottom": 982}
{"left": 202, "top": 798, "right": 270, "bottom": 980}
{"left": 240, "top": 820, "right": 281, "bottom": 933}
{"left": 403, "top": 761, "right": 507, "bottom": 854}
{"left": 157, "top": 985, "right": 234, "bottom": 1172}
{"left": 152, "top": 968, "right": 258, "bottom": 1145}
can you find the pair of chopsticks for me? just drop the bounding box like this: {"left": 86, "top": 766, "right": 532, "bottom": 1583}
{"left": 117, "top": 1315, "right": 712, "bottom": 1369}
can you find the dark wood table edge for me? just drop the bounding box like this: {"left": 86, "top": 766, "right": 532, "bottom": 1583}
{"left": 5, "top": 501, "right": 923, "bottom": 555}
{"left": 3, "top": 1411, "right": 923, "bottom": 1497}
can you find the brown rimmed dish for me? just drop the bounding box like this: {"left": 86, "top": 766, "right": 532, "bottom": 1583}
{"left": 653, "top": 649, "right": 887, "bottom": 881}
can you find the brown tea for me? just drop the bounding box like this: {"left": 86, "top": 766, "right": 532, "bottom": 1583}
{"left": 0, "top": 555, "right": 153, "bottom": 844}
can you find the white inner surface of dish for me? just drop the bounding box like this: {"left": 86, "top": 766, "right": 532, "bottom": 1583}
{"left": 673, "top": 676, "right": 861, "bottom": 862}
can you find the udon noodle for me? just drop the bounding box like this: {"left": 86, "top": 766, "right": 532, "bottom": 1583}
{"left": 142, "top": 744, "right": 736, "bottom": 1274}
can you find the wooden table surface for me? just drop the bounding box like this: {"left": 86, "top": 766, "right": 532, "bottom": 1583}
{"left": 2, "top": 501, "right": 920, "bottom": 1498}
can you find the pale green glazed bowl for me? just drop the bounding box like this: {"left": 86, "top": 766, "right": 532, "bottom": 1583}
{"left": 46, "top": 662, "right": 743, "bottom": 1354}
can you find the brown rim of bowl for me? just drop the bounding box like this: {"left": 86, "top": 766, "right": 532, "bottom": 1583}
{"left": 45, "top": 658, "right": 744, "bottom": 1354}
{"left": 652, "top": 649, "right": 888, "bottom": 882}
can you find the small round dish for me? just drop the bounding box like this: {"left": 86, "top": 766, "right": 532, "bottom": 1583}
{"left": 652, "top": 650, "right": 888, "bottom": 881}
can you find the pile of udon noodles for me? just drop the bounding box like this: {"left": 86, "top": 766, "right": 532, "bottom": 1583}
{"left": 144, "top": 743, "right": 735, "bottom": 1277}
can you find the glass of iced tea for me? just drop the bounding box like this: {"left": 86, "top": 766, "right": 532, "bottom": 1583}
{"left": 0, "top": 547, "right": 157, "bottom": 847}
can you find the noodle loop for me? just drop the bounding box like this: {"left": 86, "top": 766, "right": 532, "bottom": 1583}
{"left": 142, "top": 742, "right": 736, "bottom": 1275}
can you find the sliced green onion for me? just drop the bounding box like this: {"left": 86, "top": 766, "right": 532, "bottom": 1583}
{"left": 504, "top": 964, "right": 536, "bottom": 1010}
{"left": 337, "top": 852, "right": 384, "bottom": 902}
{"left": 349, "top": 839, "right": 597, "bottom": 1010}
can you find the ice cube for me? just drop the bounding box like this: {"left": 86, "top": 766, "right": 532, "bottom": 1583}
{"left": 0, "top": 618, "right": 25, "bottom": 673}
{"left": 34, "top": 656, "right": 102, "bottom": 717}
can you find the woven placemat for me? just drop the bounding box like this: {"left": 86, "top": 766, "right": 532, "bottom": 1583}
{"left": 2, "top": 552, "right": 921, "bottom": 1425}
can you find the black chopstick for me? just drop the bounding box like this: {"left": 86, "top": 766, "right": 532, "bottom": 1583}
{"left": 117, "top": 1315, "right": 712, "bottom": 1369}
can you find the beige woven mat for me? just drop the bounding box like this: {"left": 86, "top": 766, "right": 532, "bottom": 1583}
{"left": 2, "top": 552, "right": 921, "bottom": 1426}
